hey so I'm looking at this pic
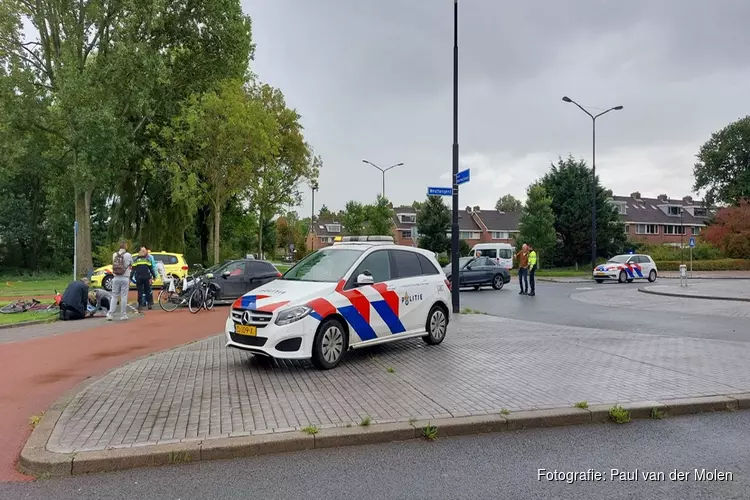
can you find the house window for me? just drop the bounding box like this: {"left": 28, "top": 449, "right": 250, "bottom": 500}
{"left": 625, "top": 225, "right": 630, "bottom": 233}
{"left": 458, "top": 231, "right": 480, "bottom": 239}
{"left": 400, "top": 230, "right": 412, "bottom": 239}
{"left": 398, "top": 214, "right": 416, "bottom": 224}
{"left": 694, "top": 208, "right": 707, "bottom": 217}
{"left": 616, "top": 204, "right": 627, "bottom": 215}
{"left": 320, "top": 236, "right": 333, "bottom": 243}
{"left": 325, "top": 224, "right": 341, "bottom": 233}
{"left": 667, "top": 206, "right": 682, "bottom": 216}
{"left": 635, "top": 224, "right": 658, "bottom": 235}
{"left": 491, "top": 231, "right": 509, "bottom": 239}
{"left": 692, "top": 226, "right": 701, "bottom": 235}
{"left": 663, "top": 225, "right": 686, "bottom": 235}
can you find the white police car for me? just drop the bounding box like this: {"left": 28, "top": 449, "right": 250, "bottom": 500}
{"left": 225, "top": 236, "right": 452, "bottom": 369}
{"left": 593, "top": 254, "right": 658, "bottom": 284}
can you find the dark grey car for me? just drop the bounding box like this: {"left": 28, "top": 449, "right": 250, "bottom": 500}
{"left": 209, "top": 259, "right": 281, "bottom": 301}
{"left": 444, "top": 257, "right": 511, "bottom": 290}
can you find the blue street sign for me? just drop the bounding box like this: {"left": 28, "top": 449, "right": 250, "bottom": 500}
{"left": 427, "top": 187, "right": 453, "bottom": 196}
{"left": 456, "top": 168, "right": 470, "bottom": 185}
{"left": 689, "top": 237, "right": 696, "bottom": 248}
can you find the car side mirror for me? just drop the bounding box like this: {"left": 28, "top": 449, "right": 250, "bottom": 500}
{"left": 356, "top": 273, "right": 374, "bottom": 286}
{"left": 221, "top": 270, "right": 231, "bottom": 278}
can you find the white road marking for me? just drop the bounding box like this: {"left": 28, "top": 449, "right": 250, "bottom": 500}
{"left": 576, "top": 287, "right": 594, "bottom": 290}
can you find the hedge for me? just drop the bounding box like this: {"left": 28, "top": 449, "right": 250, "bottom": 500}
{"left": 655, "top": 259, "right": 750, "bottom": 271}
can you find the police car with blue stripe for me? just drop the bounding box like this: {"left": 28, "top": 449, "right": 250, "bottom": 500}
{"left": 225, "top": 236, "right": 452, "bottom": 369}
{"left": 593, "top": 254, "right": 658, "bottom": 284}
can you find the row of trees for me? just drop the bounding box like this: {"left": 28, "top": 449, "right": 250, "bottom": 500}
{"left": 0, "top": 0, "right": 318, "bottom": 275}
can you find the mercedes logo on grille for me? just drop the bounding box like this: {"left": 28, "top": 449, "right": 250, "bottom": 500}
{"left": 242, "top": 310, "right": 253, "bottom": 325}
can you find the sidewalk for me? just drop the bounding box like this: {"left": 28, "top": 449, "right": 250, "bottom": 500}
{"left": 0, "top": 308, "right": 227, "bottom": 482}
{"left": 640, "top": 281, "right": 750, "bottom": 302}
{"left": 26, "top": 314, "right": 750, "bottom": 475}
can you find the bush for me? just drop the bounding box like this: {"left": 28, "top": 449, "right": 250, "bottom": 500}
{"left": 438, "top": 256, "right": 450, "bottom": 267}
{"left": 631, "top": 242, "right": 723, "bottom": 261}
{"left": 655, "top": 259, "right": 750, "bottom": 271}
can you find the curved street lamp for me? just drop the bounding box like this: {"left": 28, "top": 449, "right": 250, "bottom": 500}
{"left": 362, "top": 159, "right": 404, "bottom": 199}
{"left": 562, "top": 96, "right": 623, "bottom": 273}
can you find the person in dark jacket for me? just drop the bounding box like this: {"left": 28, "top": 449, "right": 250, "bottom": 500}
{"left": 132, "top": 247, "right": 157, "bottom": 310}
{"left": 88, "top": 289, "right": 113, "bottom": 317}
{"left": 60, "top": 278, "right": 90, "bottom": 321}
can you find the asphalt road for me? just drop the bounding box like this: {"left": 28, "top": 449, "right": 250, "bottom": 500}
{"left": 1, "top": 411, "right": 747, "bottom": 500}
{"left": 460, "top": 280, "right": 750, "bottom": 342}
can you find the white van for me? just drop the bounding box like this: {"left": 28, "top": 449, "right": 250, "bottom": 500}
{"left": 469, "top": 243, "right": 514, "bottom": 269}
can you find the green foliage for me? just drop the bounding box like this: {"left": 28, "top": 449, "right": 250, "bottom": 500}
{"left": 632, "top": 242, "right": 723, "bottom": 262}
{"left": 365, "top": 196, "right": 393, "bottom": 235}
{"left": 693, "top": 116, "right": 750, "bottom": 206}
{"left": 459, "top": 240, "right": 470, "bottom": 256}
{"left": 341, "top": 201, "right": 367, "bottom": 236}
{"left": 608, "top": 405, "right": 631, "bottom": 424}
{"left": 541, "top": 156, "right": 626, "bottom": 267}
{"left": 654, "top": 259, "right": 750, "bottom": 271}
{"left": 574, "top": 401, "right": 589, "bottom": 409}
{"left": 515, "top": 183, "right": 556, "bottom": 262}
{"left": 650, "top": 407, "right": 665, "bottom": 419}
{"left": 495, "top": 194, "right": 522, "bottom": 212}
{"left": 422, "top": 422, "right": 438, "bottom": 441}
{"left": 702, "top": 201, "right": 750, "bottom": 259}
{"left": 301, "top": 425, "right": 318, "bottom": 435}
{"left": 359, "top": 416, "right": 372, "bottom": 427}
{"left": 416, "top": 196, "right": 450, "bottom": 253}
{"left": 318, "top": 205, "right": 332, "bottom": 218}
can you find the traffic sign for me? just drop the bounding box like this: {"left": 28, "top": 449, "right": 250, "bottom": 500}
{"left": 689, "top": 237, "right": 695, "bottom": 248}
{"left": 456, "top": 168, "right": 470, "bottom": 185}
{"left": 427, "top": 187, "right": 453, "bottom": 196}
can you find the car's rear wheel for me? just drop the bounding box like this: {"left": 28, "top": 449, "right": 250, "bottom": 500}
{"left": 102, "top": 275, "right": 113, "bottom": 292}
{"left": 491, "top": 274, "right": 504, "bottom": 290}
{"left": 312, "top": 318, "right": 346, "bottom": 369}
{"left": 595, "top": 279, "right": 604, "bottom": 284}
{"left": 423, "top": 304, "right": 448, "bottom": 345}
{"left": 618, "top": 271, "right": 627, "bottom": 283}
{"left": 648, "top": 269, "right": 657, "bottom": 282}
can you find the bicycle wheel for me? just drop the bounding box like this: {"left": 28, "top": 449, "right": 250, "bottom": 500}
{"left": 205, "top": 290, "right": 215, "bottom": 310}
{"left": 158, "top": 289, "right": 180, "bottom": 312}
{"left": 188, "top": 286, "right": 204, "bottom": 314}
{"left": 0, "top": 302, "right": 26, "bottom": 314}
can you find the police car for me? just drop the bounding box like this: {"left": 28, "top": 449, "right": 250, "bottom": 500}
{"left": 225, "top": 236, "right": 452, "bottom": 369}
{"left": 593, "top": 254, "right": 658, "bottom": 284}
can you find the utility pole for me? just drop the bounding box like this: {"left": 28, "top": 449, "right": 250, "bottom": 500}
{"left": 310, "top": 182, "right": 318, "bottom": 251}
{"left": 362, "top": 160, "right": 404, "bottom": 199}
{"left": 450, "top": 0, "right": 460, "bottom": 314}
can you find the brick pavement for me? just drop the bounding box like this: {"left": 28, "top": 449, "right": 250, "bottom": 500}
{"left": 46, "top": 314, "right": 750, "bottom": 454}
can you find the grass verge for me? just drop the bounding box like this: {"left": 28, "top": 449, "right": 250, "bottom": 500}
{"left": 0, "top": 277, "right": 68, "bottom": 298}
{"left": 0, "top": 310, "right": 57, "bottom": 326}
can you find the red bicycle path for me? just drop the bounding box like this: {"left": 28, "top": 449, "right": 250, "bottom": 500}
{"left": 0, "top": 308, "right": 227, "bottom": 482}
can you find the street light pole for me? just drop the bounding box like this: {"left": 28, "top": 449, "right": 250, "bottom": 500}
{"left": 561, "top": 96, "right": 623, "bottom": 273}
{"left": 310, "top": 182, "right": 318, "bottom": 251}
{"left": 450, "top": 0, "right": 460, "bottom": 314}
{"left": 361, "top": 160, "right": 404, "bottom": 199}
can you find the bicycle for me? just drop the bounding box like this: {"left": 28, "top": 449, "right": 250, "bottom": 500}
{"left": 158, "top": 273, "right": 202, "bottom": 312}
{"left": 0, "top": 291, "right": 62, "bottom": 314}
{"left": 188, "top": 278, "right": 220, "bottom": 314}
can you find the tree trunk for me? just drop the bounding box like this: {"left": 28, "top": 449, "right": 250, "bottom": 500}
{"left": 74, "top": 187, "right": 93, "bottom": 278}
{"left": 197, "top": 205, "right": 209, "bottom": 265}
{"left": 212, "top": 204, "right": 221, "bottom": 265}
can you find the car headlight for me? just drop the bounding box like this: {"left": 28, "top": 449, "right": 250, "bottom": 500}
{"left": 92, "top": 270, "right": 104, "bottom": 276}
{"left": 275, "top": 305, "right": 312, "bottom": 326}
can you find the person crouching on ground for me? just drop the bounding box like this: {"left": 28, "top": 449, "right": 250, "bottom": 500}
{"left": 88, "top": 289, "right": 113, "bottom": 317}
{"left": 132, "top": 247, "right": 157, "bottom": 311}
{"left": 60, "top": 277, "right": 89, "bottom": 321}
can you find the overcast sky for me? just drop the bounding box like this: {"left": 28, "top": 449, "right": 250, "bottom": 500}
{"left": 243, "top": 0, "right": 750, "bottom": 215}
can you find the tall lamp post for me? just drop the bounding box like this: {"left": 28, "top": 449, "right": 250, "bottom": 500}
{"left": 310, "top": 181, "right": 318, "bottom": 251}
{"left": 561, "top": 96, "right": 623, "bottom": 273}
{"left": 450, "top": 0, "right": 460, "bottom": 314}
{"left": 362, "top": 159, "right": 403, "bottom": 198}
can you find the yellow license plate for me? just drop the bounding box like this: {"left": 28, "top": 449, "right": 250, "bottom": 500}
{"left": 595, "top": 272, "right": 607, "bottom": 276}
{"left": 235, "top": 325, "right": 257, "bottom": 336}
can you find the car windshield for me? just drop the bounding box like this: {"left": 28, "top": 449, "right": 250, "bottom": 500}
{"left": 444, "top": 257, "right": 473, "bottom": 270}
{"left": 607, "top": 255, "right": 631, "bottom": 263}
{"left": 281, "top": 248, "right": 364, "bottom": 282}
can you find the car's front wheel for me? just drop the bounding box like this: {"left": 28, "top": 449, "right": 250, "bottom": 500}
{"left": 618, "top": 271, "right": 627, "bottom": 283}
{"left": 648, "top": 269, "right": 657, "bottom": 282}
{"left": 102, "top": 275, "right": 113, "bottom": 292}
{"left": 491, "top": 274, "right": 504, "bottom": 290}
{"left": 423, "top": 305, "right": 448, "bottom": 345}
{"left": 312, "top": 318, "right": 346, "bottom": 369}
{"left": 595, "top": 279, "right": 604, "bottom": 284}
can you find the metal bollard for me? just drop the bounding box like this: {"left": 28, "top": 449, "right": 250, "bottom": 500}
{"left": 679, "top": 264, "right": 688, "bottom": 287}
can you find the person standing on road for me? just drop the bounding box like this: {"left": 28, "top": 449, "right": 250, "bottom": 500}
{"left": 132, "top": 247, "right": 157, "bottom": 310}
{"left": 109, "top": 240, "right": 133, "bottom": 321}
{"left": 516, "top": 244, "right": 529, "bottom": 295}
{"left": 528, "top": 245, "right": 538, "bottom": 297}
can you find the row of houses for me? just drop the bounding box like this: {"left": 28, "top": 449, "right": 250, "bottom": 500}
{"left": 306, "top": 192, "right": 712, "bottom": 250}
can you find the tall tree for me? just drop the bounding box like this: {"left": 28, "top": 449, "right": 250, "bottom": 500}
{"left": 495, "top": 194, "right": 523, "bottom": 212}
{"left": 318, "top": 205, "right": 332, "bottom": 218}
{"left": 541, "top": 156, "right": 626, "bottom": 267}
{"left": 341, "top": 201, "right": 367, "bottom": 236}
{"left": 365, "top": 196, "right": 393, "bottom": 235}
{"left": 694, "top": 116, "right": 750, "bottom": 206}
{"left": 161, "top": 79, "right": 274, "bottom": 264}
{"left": 416, "top": 196, "right": 450, "bottom": 253}
{"left": 515, "top": 183, "right": 556, "bottom": 264}
{"left": 702, "top": 201, "right": 750, "bottom": 258}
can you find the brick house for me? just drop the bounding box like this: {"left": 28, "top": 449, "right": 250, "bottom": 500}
{"left": 450, "top": 206, "right": 521, "bottom": 247}
{"left": 305, "top": 217, "right": 345, "bottom": 251}
{"left": 391, "top": 205, "right": 419, "bottom": 247}
{"left": 609, "top": 192, "right": 712, "bottom": 245}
